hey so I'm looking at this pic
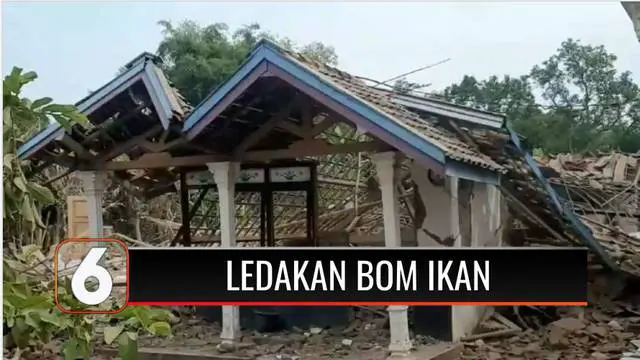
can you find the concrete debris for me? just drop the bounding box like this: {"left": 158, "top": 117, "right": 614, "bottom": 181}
{"left": 89, "top": 306, "right": 443, "bottom": 360}
{"left": 610, "top": 320, "right": 625, "bottom": 331}
{"left": 461, "top": 278, "right": 640, "bottom": 360}
{"left": 550, "top": 317, "right": 586, "bottom": 332}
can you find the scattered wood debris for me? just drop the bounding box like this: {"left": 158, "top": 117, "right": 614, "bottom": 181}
{"left": 461, "top": 313, "right": 522, "bottom": 342}
{"left": 460, "top": 273, "right": 640, "bottom": 360}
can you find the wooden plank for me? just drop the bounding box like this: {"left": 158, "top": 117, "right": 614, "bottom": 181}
{"left": 277, "top": 120, "right": 308, "bottom": 138}
{"left": 318, "top": 176, "right": 358, "bottom": 187}
{"left": 232, "top": 97, "right": 300, "bottom": 156}
{"left": 140, "top": 137, "right": 187, "bottom": 153}
{"left": 614, "top": 155, "right": 629, "bottom": 182}
{"left": 96, "top": 141, "right": 391, "bottom": 171}
{"left": 67, "top": 196, "right": 89, "bottom": 238}
{"left": 501, "top": 187, "right": 573, "bottom": 244}
{"left": 179, "top": 170, "right": 191, "bottom": 246}
{"left": 97, "top": 125, "right": 163, "bottom": 162}
{"left": 60, "top": 134, "right": 95, "bottom": 160}
{"left": 310, "top": 115, "right": 337, "bottom": 137}
{"left": 446, "top": 118, "right": 480, "bottom": 151}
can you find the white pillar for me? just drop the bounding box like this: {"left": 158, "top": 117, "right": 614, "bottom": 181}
{"left": 207, "top": 162, "right": 241, "bottom": 344}
{"left": 78, "top": 171, "right": 106, "bottom": 238}
{"left": 372, "top": 152, "right": 412, "bottom": 355}
{"left": 372, "top": 152, "right": 402, "bottom": 248}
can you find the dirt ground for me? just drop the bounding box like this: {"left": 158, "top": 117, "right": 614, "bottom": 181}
{"left": 461, "top": 271, "right": 640, "bottom": 360}
{"left": 100, "top": 270, "right": 640, "bottom": 360}
{"left": 126, "top": 306, "right": 430, "bottom": 360}
{"left": 7, "top": 270, "right": 640, "bottom": 360}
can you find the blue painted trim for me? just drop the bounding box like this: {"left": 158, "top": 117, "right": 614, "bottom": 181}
{"left": 446, "top": 160, "right": 500, "bottom": 186}
{"left": 18, "top": 56, "right": 182, "bottom": 159}
{"left": 76, "top": 62, "right": 145, "bottom": 113}
{"left": 262, "top": 48, "right": 446, "bottom": 163}
{"left": 144, "top": 65, "right": 172, "bottom": 129}
{"left": 183, "top": 55, "right": 269, "bottom": 132}
{"left": 183, "top": 44, "right": 448, "bottom": 165}
{"left": 19, "top": 63, "right": 146, "bottom": 160}
{"left": 504, "top": 122, "right": 618, "bottom": 271}
{"left": 17, "top": 123, "right": 63, "bottom": 159}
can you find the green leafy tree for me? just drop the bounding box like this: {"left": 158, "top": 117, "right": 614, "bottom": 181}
{"left": 529, "top": 38, "right": 640, "bottom": 153}
{"left": 155, "top": 21, "right": 339, "bottom": 105}
{"left": 3, "top": 68, "right": 89, "bottom": 245}
{"left": 443, "top": 39, "right": 640, "bottom": 154}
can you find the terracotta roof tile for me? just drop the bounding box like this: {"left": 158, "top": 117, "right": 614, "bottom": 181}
{"left": 278, "top": 48, "right": 504, "bottom": 173}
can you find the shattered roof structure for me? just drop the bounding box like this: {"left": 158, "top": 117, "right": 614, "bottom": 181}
{"left": 536, "top": 153, "right": 640, "bottom": 277}
{"left": 18, "top": 40, "right": 636, "bottom": 277}
{"left": 538, "top": 153, "right": 639, "bottom": 219}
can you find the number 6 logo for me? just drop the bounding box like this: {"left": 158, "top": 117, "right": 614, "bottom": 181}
{"left": 71, "top": 248, "right": 113, "bottom": 305}
{"left": 54, "top": 238, "right": 129, "bottom": 314}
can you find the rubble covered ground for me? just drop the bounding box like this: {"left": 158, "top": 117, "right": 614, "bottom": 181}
{"left": 85, "top": 269, "right": 640, "bottom": 360}
{"left": 92, "top": 306, "right": 431, "bottom": 360}
{"left": 81, "top": 152, "right": 640, "bottom": 360}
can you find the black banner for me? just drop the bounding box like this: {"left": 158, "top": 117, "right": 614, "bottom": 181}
{"left": 127, "top": 248, "right": 588, "bottom": 305}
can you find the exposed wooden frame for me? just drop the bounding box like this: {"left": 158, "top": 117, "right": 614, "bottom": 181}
{"left": 446, "top": 118, "right": 480, "bottom": 151}
{"left": 277, "top": 120, "right": 309, "bottom": 138}
{"left": 140, "top": 137, "right": 187, "bottom": 153}
{"left": 173, "top": 184, "right": 211, "bottom": 246}
{"left": 300, "top": 96, "right": 314, "bottom": 135}
{"left": 93, "top": 140, "right": 391, "bottom": 171}
{"left": 232, "top": 97, "right": 300, "bottom": 156}
{"left": 179, "top": 170, "right": 191, "bottom": 246}
{"left": 60, "top": 135, "right": 95, "bottom": 161}
{"left": 97, "top": 125, "right": 164, "bottom": 162}
{"left": 311, "top": 115, "right": 337, "bottom": 137}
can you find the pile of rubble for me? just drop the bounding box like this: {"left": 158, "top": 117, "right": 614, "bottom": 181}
{"left": 538, "top": 153, "right": 639, "bottom": 184}
{"left": 533, "top": 152, "right": 640, "bottom": 278}
{"left": 463, "top": 310, "right": 638, "bottom": 360}
{"left": 95, "top": 307, "right": 417, "bottom": 360}
{"left": 462, "top": 273, "right": 640, "bottom": 360}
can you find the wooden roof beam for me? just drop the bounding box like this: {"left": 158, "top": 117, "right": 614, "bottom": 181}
{"left": 93, "top": 139, "right": 392, "bottom": 171}
{"left": 59, "top": 134, "right": 95, "bottom": 160}
{"left": 232, "top": 96, "right": 300, "bottom": 156}
{"left": 97, "top": 125, "right": 163, "bottom": 163}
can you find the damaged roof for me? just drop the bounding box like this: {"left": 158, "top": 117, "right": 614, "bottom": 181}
{"left": 17, "top": 52, "right": 190, "bottom": 160}
{"left": 182, "top": 39, "right": 504, "bottom": 175}
{"left": 16, "top": 39, "right": 632, "bottom": 276}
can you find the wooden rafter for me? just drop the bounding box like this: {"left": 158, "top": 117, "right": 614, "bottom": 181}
{"left": 232, "top": 96, "right": 300, "bottom": 156}
{"left": 60, "top": 134, "right": 95, "bottom": 161}
{"left": 94, "top": 140, "right": 391, "bottom": 171}
{"left": 97, "top": 125, "right": 163, "bottom": 162}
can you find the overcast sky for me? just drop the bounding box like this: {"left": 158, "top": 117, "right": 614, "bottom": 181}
{"left": 3, "top": 2, "right": 639, "bottom": 105}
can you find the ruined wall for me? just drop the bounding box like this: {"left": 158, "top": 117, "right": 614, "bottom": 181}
{"left": 410, "top": 162, "right": 508, "bottom": 341}
{"left": 411, "top": 163, "right": 453, "bottom": 247}
{"left": 451, "top": 182, "right": 505, "bottom": 341}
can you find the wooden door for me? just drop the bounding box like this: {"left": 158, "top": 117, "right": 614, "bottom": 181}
{"left": 67, "top": 196, "right": 89, "bottom": 238}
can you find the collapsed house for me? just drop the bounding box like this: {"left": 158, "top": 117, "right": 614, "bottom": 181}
{"left": 536, "top": 153, "right": 640, "bottom": 277}
{"left": 538, "top": 153, "right": 639, "bottom": 233}
{"left": 17, "top": 40, "right": 638, "bottom": 356}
